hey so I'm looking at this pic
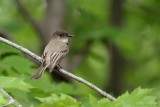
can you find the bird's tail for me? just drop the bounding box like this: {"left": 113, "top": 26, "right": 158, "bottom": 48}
{"left": 31, "top": 64, "right": 47, "bottom": 79}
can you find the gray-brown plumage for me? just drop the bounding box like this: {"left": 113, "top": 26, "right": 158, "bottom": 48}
{"left": 31, "top": 30, "right": 73, "bottom": 79}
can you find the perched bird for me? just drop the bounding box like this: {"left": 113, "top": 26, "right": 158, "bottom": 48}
{"left": 32, "top": 30, "right": 73, "bottom": 79}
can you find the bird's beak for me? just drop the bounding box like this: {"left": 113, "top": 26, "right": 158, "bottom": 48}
{"left": 68, "top": 35, "right": 74, "bottom": 37}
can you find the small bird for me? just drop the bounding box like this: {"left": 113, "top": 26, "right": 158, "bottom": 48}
{"left": 31, "top": 30, "right": 73, "bottom": 79}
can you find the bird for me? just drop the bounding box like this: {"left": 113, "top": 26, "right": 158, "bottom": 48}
{"left": 31, "top": 30, "right": 73, "bottom": 79}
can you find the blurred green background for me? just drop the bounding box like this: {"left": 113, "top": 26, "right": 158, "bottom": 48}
{"left": 0, "top": 0, "right": 160, "bottom": 106}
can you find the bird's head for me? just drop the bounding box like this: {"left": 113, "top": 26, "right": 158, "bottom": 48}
{"left": 53, "top": 30, "right": 73, "bottom": 43}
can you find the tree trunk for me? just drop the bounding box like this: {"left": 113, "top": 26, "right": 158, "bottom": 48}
{"left": 105, "top": 0, "right": 126, "bottom": 96}
{"left": 39, "top": 0, "right": 66, "bottom": 46}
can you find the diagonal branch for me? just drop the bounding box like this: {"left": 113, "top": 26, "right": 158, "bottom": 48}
{"left": 14, "top": 0, "right": 41, "bottom": 33}
{"left": 0, "top": 37, "right": 116, "bottom": 101}
{"left": 0, "top": 88, "right": 22, "bottom": 107}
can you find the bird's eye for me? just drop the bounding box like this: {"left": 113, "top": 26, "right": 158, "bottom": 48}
{"left": 61, "top": 33, "right": 67, "bottom": 36}
{"left": 59, "top": 32, "right": 68, "bottom": 37}
{"left": 60, "top": 33, "right": 64, "bottom": 36}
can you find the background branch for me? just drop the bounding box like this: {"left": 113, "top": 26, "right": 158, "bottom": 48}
{"left": 0, "top": 36, "right": 116, "bottom": 101}
{"left": 0, "top": 88, "right": 22, "bottom": 107}
{"left": 14, "top": 0, "right": 41, "bottom": 33}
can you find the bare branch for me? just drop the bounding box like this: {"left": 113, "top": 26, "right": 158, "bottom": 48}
{"left": 14, "top": 0, "right": 41, "bottom": 33}
{"left": 0, "top": 37, "right": 116, "bottom": 101}
{"left": 0, "top": 88, "right": 22, "bottom": 107}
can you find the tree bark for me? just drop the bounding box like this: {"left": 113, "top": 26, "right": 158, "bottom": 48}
{"left": 39, "top": 0, "right": 65, "bottom": 46}
{"left": 105, "top": 0, "right": 126, "bottom": 96}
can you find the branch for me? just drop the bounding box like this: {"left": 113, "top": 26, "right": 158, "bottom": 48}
{"left": 0, "top": 88, "right": 22, "bottom": 107}
{"left": 14, "top": 0, "right": 41, "bottom": 33}
{"left": 0, "top": 37, "right": 116, "bottom": 101}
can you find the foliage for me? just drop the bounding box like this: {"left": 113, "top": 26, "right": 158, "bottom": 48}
{"left": 0, "top": 43, "right": 82, "bottom": 106}
{"left": 88, "top": 88, "right": 160, "bottom": 107}
{"left": 0, "top": 0, "right": 160, "bottom": 106}
{"left": 0, "top": 76, "right": 33, "bottom": 91}
{"left": 36, "top": 88, "right": 160, "bottom": 107}
{"left": 0, "top": 94, "right": 8, "bottom": 107}
{"left": 37, "top": 94, "right": 80, "bottom": 107}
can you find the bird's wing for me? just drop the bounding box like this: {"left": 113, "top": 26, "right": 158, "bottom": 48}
{"left": 49, "top": 45, "right": 69, "bottom": 72}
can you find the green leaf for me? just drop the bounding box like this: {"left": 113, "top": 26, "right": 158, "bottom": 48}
{"left": 89, "top": 88, "right": 159, "bottom": 107}
{"left": 89, "top": 94, "right": 98, "bottom": 106}
{"left": 0, "top": 94, "right": 8, "bottom": 106}
{"left": 0, "top": 76, "right": 33, "bottom": 91}
{"left": 0, "top": 42, "right": 21, "bottom": 55}
{"left": 0, "top": 55, "right": 35, "bottom": 76}
{"left": 115, "top": 87, "right": 157, "bottom": 106}
{"left": 37, "top": 94, "right": 80, "bottom": 107}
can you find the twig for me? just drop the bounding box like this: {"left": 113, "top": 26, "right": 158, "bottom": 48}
{"left": 0, "top": 37, "right": 116, "bottom": 101}
{"left": 0, "top": 88, "right": 22, "bottom": 107}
